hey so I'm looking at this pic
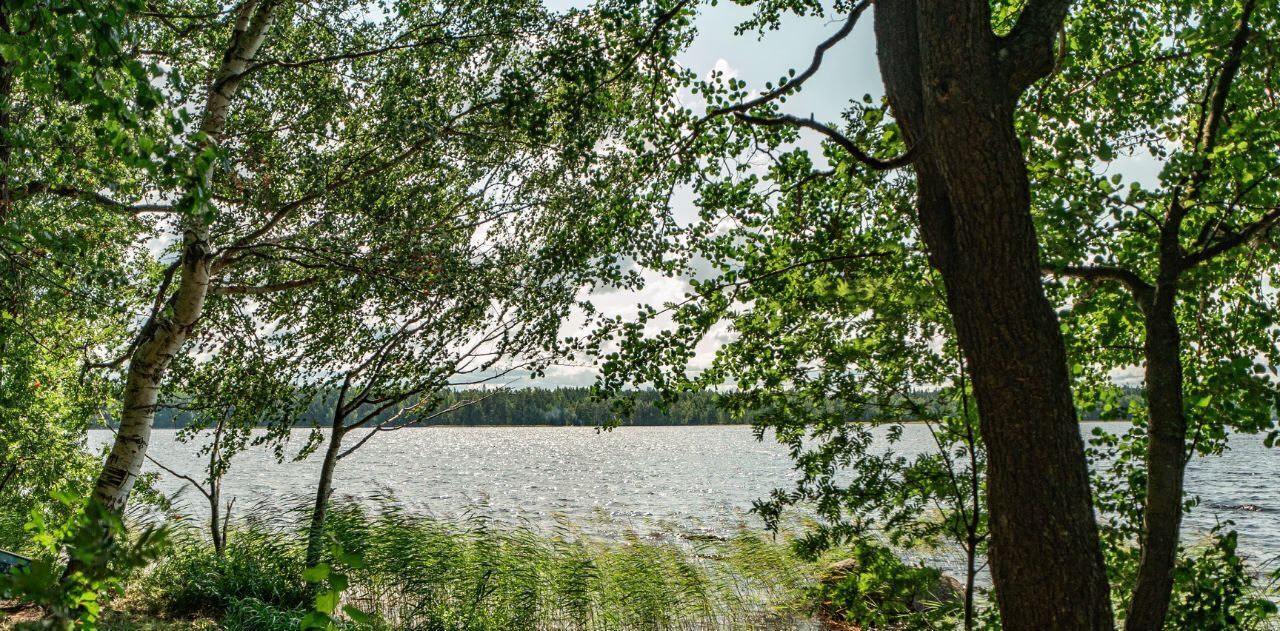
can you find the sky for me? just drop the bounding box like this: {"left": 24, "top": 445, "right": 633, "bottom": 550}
{"left": 523, "top": 3, "right": 887, "bottom": 388}
{"left": 493, "top": 2, "right": 1155, "bottom": 389}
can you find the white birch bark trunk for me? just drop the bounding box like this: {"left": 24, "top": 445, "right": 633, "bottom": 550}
{"left": 91, "top": 0, "right": 279, "bottom": 513}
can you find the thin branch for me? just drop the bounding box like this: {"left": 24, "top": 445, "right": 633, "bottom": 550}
{"left": 217, "top": 99, "right": 497, "bottom": 261}
{"left": 1042, "top": 263, "right": 1155, "bottom": 309}
{"left": 13, "top": 181, "right": 176, "bottom": 214}
{"left": 647, "top": 251, "right": 891, "bottom": 323}
{"left": 210, "top": 276, "right": 319, "bottom": 295}
{"left": 734, "top": 112, "right": 921, "bottom": 170}
{"left": 1168, "top": 0, "right": 1257, "bottom": 230}
{"left": 98, "top": 410, "right": 212, "bottom": 501}
{"left": 337, "top": 387, "right": 507, "bottom": 459}
{"left": 695, "top": 0, "right": 916, "bottom": 170}
{"left": 1182, "top": 205, "right": 1280, "bottom": 269}
{"left": 83, "top": 260, "right": 182, "bottom": 373}
{"left": 706, "top": 0, "right": 869, "bottom": 118}
{"left": 1194, "top": 0, "right": 1256, "bottom": 176}
{"left": 1066, "top": 51, "right": 1195, "bottom": 97}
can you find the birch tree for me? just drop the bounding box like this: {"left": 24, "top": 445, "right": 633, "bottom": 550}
{"left": 82, "top": 0, "right": 688, "bottom": 523}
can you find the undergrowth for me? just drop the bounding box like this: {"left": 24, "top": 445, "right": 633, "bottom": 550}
{"left": 129, "top": 500, "right": 820, "bottom": 630}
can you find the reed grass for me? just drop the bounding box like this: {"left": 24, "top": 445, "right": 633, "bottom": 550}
{"left": 131, "top": 499, "right": 823, "bottom": 630}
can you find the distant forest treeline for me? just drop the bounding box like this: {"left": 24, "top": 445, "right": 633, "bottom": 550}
{"left": 141, "top": 386, "right": 1145, "bottom": 429}
{"left": 150, "top": 387, "right": 737, "bottom": 428}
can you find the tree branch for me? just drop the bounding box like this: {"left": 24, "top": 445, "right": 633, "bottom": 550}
{"left": 734, "top": 112, "right": 921, "bottom": 170}
{"left": 210, "top": 276, "right": 319, "bottom": 295}
{"left": 1179, "top": 0, "right": 1256, "bottom": 212}
{"left": 82, "top": 260, "right": 181, "bottom": 373}
{"left": 695, "top": 0, "right": 916, "bottom": 170}
{"left": 707, "top": 0, "right": 869, "bottom": 117}
{"left": 1166, "top": 0, "right": 1257, "bottom": 270}
{"left": 1000, "top": 0, "right": 1075, "bottom": 94}
{"left": 1042, "top": 263, "right": 1155, "bottom": 309}
{"left": 338, "top": 384, "right": 514, "bottom": 459}
{"left": 1066, "top": 50, "right": 1195, "bottom": 97}
{"left": 13, "top": 181, "right": 176, "bottom": 214}
{"left": 216, "top": 98, "right": 497, "bottom": 263}
{"left": 233, "top": 40, "right": 443, "bottom": 84}
{"left": 1182, "top": 205, "right": 1280, "bottom": 270}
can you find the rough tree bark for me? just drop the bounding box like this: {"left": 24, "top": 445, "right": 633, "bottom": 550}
{"left": 872, "top": 1, "right": 1113, "bottom": 628}
{"left": 1126, "top": 276, "right": 1184, "bottom": 630}
{"left": 89, "top": 0, "right": 278, "bottom": 515}
{"left": 1126, "top": 5, "right": 1254, "bottom": 628}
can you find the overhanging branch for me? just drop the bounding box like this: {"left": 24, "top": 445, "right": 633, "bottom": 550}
{"left": 1182, "top": 205, "right": 1280, "bottom": 270}
{"left": 706, "top": 0, "right": 869, "bottom": 118}
{"left": 1042, "top": 263, "right": 1155, "bottom": 310}
{"left": 210, "top": 276, "right": 319, "bottom": 295}
{"left": 13, "top": 181, "right": 175, "bottom": 214}
{"left": 695, "top": 0, "right": 916, "bottom": 171}
{"left": 734, "top": 112, "right": 921, "bottom": 170}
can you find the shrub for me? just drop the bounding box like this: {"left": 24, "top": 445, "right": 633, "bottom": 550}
{"left": 811, "top": 540, "right": 959, "bottom": 630}
{"left": 142, "top": 520, "right": 309, "bottom": 618}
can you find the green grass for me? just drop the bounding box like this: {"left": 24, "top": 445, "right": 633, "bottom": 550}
{"left": 122, "top": 500, "right": 822, "bottom": 631}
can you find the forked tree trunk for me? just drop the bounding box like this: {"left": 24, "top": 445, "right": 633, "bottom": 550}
{"left": 873, "top": 2, "right": 1113, "bottom": 628}
{"left": 208, "top": 416, "right": 227, "bottom": 556}
{"left": 306, "top": 421, "right": 346, "bottom": 567}
{"left": 1125, "top": 4, "right": 1254, "bottom": 626}
{"left": 209, "top": 477, "right": 224, "bottom": 556}
{"left": 88, "top": 0, "right": 278, "bottom": 515}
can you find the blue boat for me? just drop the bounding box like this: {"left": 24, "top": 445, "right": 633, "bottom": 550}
{"left": 0, "top": 549, "right": 30, "bottom": 574}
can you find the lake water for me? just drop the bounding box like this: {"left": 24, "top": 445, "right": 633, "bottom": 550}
{"left": 87, "top": 424, "right": 1278, "bottom": 574}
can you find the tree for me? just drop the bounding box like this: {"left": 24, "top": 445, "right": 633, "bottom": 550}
{"left": 1034, "top": 0, "right": 1280, "bottom": 627}
{"left": 868, "top": 3, "right": 1111, "bottom": 625}
{"left": 593, "top": 72, "right": 993, "bottom": 626}
{"left": 0, "top": 0, "right": 168, "bottom": 551}
{"left": 603, "top": 0, "right": 1113, "bottom": 626}
{"left": 82, "top": 0, "right": 687, "bottom": 521}
{"left": 86, "top": 0, "right": 281, "bottom": 517}
{"left": 300, "top": 315, "right": 525, "bottom": 567}
{"left": 151, "top": 350, "right": 309, "bottom": 557}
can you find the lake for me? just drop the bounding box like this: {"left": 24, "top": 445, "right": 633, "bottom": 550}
{"left": 88, "top": 424, "right": 1278, "bottom": 575}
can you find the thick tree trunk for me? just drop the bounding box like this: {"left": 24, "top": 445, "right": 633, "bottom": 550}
{"left": 306, "top": 422, "right": 346, "bottom": 568}
{"left": 87, "top": 0, "right": 278, "bottom": 515}
{"left": 1125, "top": 266, "right": 1187, "bottom": 631}
{"left": 873, "top": 2, "right": 1113, "bottom": 628}
{"left": 92, "top": 254, "right": 212, "bottom": 511}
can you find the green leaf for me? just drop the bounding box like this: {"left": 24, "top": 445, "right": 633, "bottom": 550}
{"left": 343, "top": 604, "right": 372, "bottom": 623}
{"left": 337, "top": 551, "right": 365, "bottom": 569}
{"left": 314, "top": 589, "right": 339, "bottom": 615}
{"left": 302, "top": 563, "right": 331, "bottom": 583}
{"left": 299, "top": 611, "right": 331, "bottom": 630}
{"left": 329, "top": 572, "right": 348, "bottom": 593}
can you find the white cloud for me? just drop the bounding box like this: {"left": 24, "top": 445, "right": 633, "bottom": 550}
{"left": 705, "top": 58, "right": 739, "bottom": 82}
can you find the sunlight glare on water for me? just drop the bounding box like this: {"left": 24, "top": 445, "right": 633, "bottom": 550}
{"left": 88, "top": 423, "right": 1278, "bottom": 574}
